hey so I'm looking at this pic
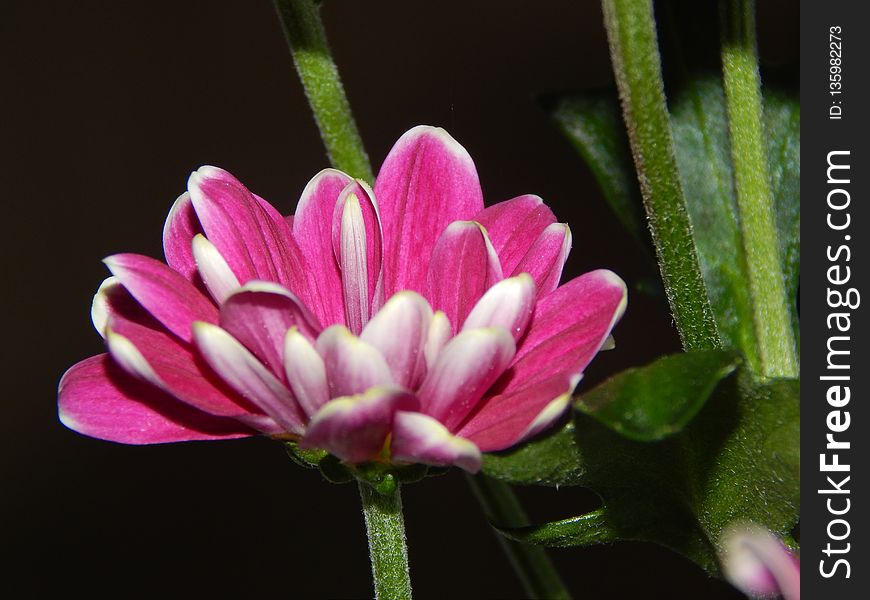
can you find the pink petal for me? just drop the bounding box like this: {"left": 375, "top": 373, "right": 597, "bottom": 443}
{"left": 418, "top": 328, "right": 516, "bottom": 431}
{"left": 512, "top": 223, "right": 572, "bottom": 296}
{"left": 193, "top": 322, "right": 305, "bottom": 434}
{"left": 457, "top": 270, "right": 627, "bottom": 451}
{"left": 219, "top": 281, "right": 320, "bottom": 383}
{"left": 360, "top": 291, "right": 433, "bottom": 389}
{"left": 192, "top": 234, "right": 240, "bottom": 303}
{"left": 92, "top": 276, "right": 175, "bottom": 338}
{"left": 462, "top": 273, "right": 536, "bottom": 341}
{"left": 375, "top": 126, "right": 485, "bottom": 295}
{"left": 424, "top": 221, "right": 503, "bottom": 332}
{"left": 331, "top": 181, "right": 384, "bottom": 333}
{"left": 292, "top": 169, "right": 353, "bottom": 326}
{"left": 106, "top": 316, "right": 258, "bottom": 418}
{"left": 187, "top": 166, "right": 310, "bottom": 299}
{"left": 424, "top": 311, "right": 451, "bottom": 370}
{"left": 316, "top": 325, "right": 394, "bottom": 398}
{"left": 513, "top": 269, "right": 627, "bottom": 367}
{"left": 721, "top": 524, "right": 801, "bottom": 600}
{"left": 302, "top": 386, "right": 417, "bottom": 463}
{"left": 391, "top": 411, "right": 482, "bottom": 473}
{"left": 58, "top": 355, "right": 254, "bottom": 444}
{"left": 284, "top": 327, "right": 330, "bottom": 417}
{"left": 104, "top": 253, "right": 218, "bottom": 343}
{"left": 457, "top": 374, "right": 576, "bottom": 452}
{"left": 162, "top": 192, "right": 202, "bottom": 283}
{"left": 473, "top": 195, "right": 556, "bottom": 276}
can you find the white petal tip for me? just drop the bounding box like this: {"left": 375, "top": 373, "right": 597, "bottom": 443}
{"left": 391, "top": 411, "right": 482, "bottom": 473}
{"left": 91, "top": 276, "right": 122, "bottom": 338}
{"left": 521, "top": 392, "right": 572, "bottom": 441}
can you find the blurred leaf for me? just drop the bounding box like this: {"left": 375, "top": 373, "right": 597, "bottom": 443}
{"left": 482, "top": 369, "right": 799, "bottom": 573}
{"left": 549, "top": 91, "right": 649, "bottom": 251}
{"left": 576, "top": 349, "right": 740, "bottom": 441}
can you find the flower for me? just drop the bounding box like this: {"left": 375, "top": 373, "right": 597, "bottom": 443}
{"left": 58, "top": 125, "right": 626, "bottom": 473}
{"left": 720, "top": 523, "right": 800, "bottom": 600}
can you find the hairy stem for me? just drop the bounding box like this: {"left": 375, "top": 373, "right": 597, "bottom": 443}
{"left": 359, "top": 481, "right": 412, "bottom": 600}
{"left": 467, "top": 474, "right": 572, "bottom": 600}
{"left": 601, "top": 0, "right": 721, "bottom": 351}
{"left": 719, "top": 0, "right": 798, "bottom": 377}
{"left": 273, "top": 0, "right": 374, "bottom": 181}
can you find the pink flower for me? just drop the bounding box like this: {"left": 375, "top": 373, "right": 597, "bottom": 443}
{"left": 58, "top": 126, "right": 626, "bottom": 473}
{"left": 720, "top": 523, "right": 800, "bottom": 600}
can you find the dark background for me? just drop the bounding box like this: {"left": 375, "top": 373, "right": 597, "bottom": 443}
{"left": 1, "top": 1, "right": 796, "bottom": 597}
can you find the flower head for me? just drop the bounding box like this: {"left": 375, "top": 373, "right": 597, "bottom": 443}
{"left": 59, "top": 126, "right": 626, "bottom": 472}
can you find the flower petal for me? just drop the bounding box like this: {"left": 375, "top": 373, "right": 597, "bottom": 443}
{"left": 103, "top": 253, "right": 218, "bottom": 343}
{"left": 92, "top": 276, "right": 138, "bottom": 338}
{"left": 457, "top": 374, "right": 576, "bottom": 452}
{"left": 462, "top": 273, "right": 536, "bottom": 341}
{"left": 193, "top": 322, "right": 305, "bottom": 434}
{"left": 187, "top": 166, "right": 310, "bottom": 299}
{"left": 456, "top": 270, "right": 627, "bottom": 451}
{"left": 302, "top": 386, "right": 417, "bottom": 463}
{"left": 192, "top": 234, "right": 241, "bottom": 304}
{"left": 424, "top": 311, "right": 451, "bottom": 370}
{"left": 512, "top": 269, "right": 627, "bottom": 368}
{"left": 512, "top": 223, "right": 572, "bottom": 296}
{"left": 316, "top": 325, "right": 394, "bottom": 398}
{"left": 58, "top": 355, "right": 253, "bottom": 444}
{"left": 106, "top": 316, "right": 258, "bottom": 418}
{"left": 721, "top": 524, "right": 801, "bottom": 600}
{"left": 360, "top": 291, "right": 433, "bottom": 389}
{"left": 332, "top": 182, "right": 384, "bottom": 333}
{"left": 162, "top": 192, "right": 202, "bottom": 282}
{"left": 473, "top": 195, "right": 556, "bottom": 275}
{"left": 424, "top": 221, "right": 503, "bottom": 332}
{"left": 391, "top": 411, "right": 482, "bottom": 473}
{"left": 219, "top": 281, "right": 320, "bottom": 382}
{"left": 284, "top": 327, "right": 329, "bottom": 417}
{"left": 418, "top": 328, "right": 515, "bottom": 431}
{"left": 376, "top": 126, "right": 485, "bottom": 295}
{"left": 292, "top": 169, "right": 353, "bottom": 326}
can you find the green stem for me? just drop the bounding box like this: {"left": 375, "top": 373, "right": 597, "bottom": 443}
{"left": 601, "top": 0, "right": 720, "bottom": 351}
{"left": 719, "top": 0, "right": 798, "bottom": 378}
{"left": 359, "top": 481, "right": 412, "bottom": 600}
{"left": 467, "top": 474, "right": 572, "bottom": 600}
{"left": 273, "top": 0, "right": 374, "bottom": 181}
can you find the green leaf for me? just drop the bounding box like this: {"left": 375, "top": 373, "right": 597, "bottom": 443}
{"left": 548, "top": 91, "right": 648, "bottom": 251}
{"left": 576, "top": 349, "right": 740, "bottom": 441}
{"left": 482, "top": 369, "right": 799, "bottom": 573}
